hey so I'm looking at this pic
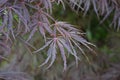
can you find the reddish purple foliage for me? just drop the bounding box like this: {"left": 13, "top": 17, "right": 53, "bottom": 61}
{"left": 0, "top": 0, "right": 120, "bottom": 72}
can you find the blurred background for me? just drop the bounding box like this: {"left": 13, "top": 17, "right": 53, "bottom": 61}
{"left": 0, "top": 3, "right": 120, "bottom": 80}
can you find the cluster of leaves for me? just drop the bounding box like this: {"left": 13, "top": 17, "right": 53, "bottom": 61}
{"left": 68, "top": 0, "right": 120, "bottom": 30}
{"left": 0, "top": 0, "right": 120, "bottom": 80}
{"left": 0, "top": 0, "right": 94, "bottom": 71}
{"left": 0, "top": 0, "right": 120, "bottom": 71}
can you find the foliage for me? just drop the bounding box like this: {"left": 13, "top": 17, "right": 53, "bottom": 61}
{"left": 0, "top": 0, "right": 120, "bottom": 80}
{"left": 0, "top": 0, "right": 94, "bottom": 69}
